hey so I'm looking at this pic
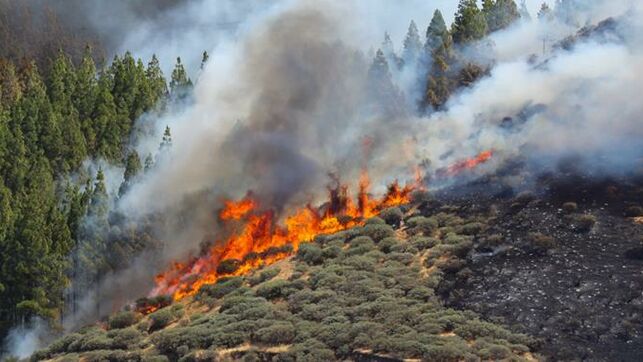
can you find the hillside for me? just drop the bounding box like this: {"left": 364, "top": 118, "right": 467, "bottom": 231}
{"left": 34, "top": 189, "right": 540, "bottom": 362}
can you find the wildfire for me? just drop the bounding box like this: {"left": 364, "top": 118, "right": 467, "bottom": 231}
{"left": 441, "top": 150, "right": 493, "bottom": 177}
{"left": 150, "top": 171, "right": 415, "bottom": 301}
{"left": 149, "top": 150, "right": 493, "bottom": 304}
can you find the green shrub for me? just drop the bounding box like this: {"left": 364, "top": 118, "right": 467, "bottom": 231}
{"left": 562, "top": 202, "right": 578, "bottom": 214}
{"left": 143, "top": 356, "right": 170, "bottom": 362}
{"left": 149, "top": 307, "right": 178, "bottom": 331}
{"left": 573, "top": 214, "right": 596, "bottom": 233}
{"left": 253, "top": 322, "right": 296, "bottom": 344}
{"left": 409, "top": 236, "right": 439, "bottom": 250}
{"left": 380, "top": 207, "right": 404, "bottom": 226}
{"left": 407, "top": 216, "right": 439, "bottom": 236}
{"left": 107, "top": 327, "right": 142, "bottom": 349}
{"left": 365, "top": 216, "right": 386, "bottom": 225}
{"left": 197, "top": 276, "right": 243, "bottom": 299}
{"left": 378, "top": 237, "right": 400, "bottom": 253}
{"left": 248, "top": 267, "right": 281, "bottom": 286}
{"left": 322, "top": 245, "right": 342, "bottom": 259}
{"left": 361, "top": 224, "right": 395, "bottom": 242}
{"left": 386, "top": 252, "right": 414, "bottom": 265}
{"left": 297, "top": 243, "right": 324, "bottom": 265}
{"left": 255, "top": 280, "right": 294, "bottom": 300}
{"left": 346, "top": 236, "right": 376, "bottom": 256}
{"left": 456, "top": 222, "right": 485, "bottom": 236}
{"left": 108, "top": 310, "right": 141, "bottom": 330}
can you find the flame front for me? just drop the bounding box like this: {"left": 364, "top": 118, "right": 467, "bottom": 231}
{"left": 150, "top": 171, "right": 414, "bottom": 301}
{"left": 150, "top": 151, "right": 492, "bottom": 303}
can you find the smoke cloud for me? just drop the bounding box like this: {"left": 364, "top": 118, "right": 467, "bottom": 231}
{"left": 10, "top": 0, "right": 637, "bottom": 355}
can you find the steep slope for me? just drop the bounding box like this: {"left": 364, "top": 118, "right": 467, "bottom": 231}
{"left": 33, "top": 191, "right": 538, "bottom": 362}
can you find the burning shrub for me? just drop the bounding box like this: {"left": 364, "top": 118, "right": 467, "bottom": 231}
{"left": 625, "top": 205, "right": 643, "bottom": 217}
{"left": 573, "top": 214, "right": 597, "bottom": 233}
{"left": 108, "top": 310, "right": 141, "bottom": 329}
{"left": 216, "top": 258, "right": 241, "bottom": 274}
{"left": 297, "top": 243, "right": 324, "bottom": 265}
{"left": 361, "top": 224, "right": 395, "bottom": 242}
{"left": 562, "top": 202, "right": 578, "bottom": 214}
{"left": 380, "top": 207, "right": 404, "bottom": 226}
{"left": 136, "top": 295, "right": 172, "bottom": 314}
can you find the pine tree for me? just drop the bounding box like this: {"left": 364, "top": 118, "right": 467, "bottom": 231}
{"left": 425, "top": 10, "right": 451, "bottom": 52}
{"left": 118, "top": 151, "right": 142, "bottom": 197}
{"left": 483, "top": 0, "right": 521, "bottom": 32}
{"left": 519, "top": 0, "right": 532, "bottom": 21}
{"left": 367, "top": 49, "right": 404, "bottom": 116}
{"left": 75, "top": 46, "right": 98, "bottom": 150}
{"left": 452, "top": 0, "right": 489, "bottom": 44}
{"left": 144, "top": 153, "right": 154, "bottom": 173}
{"left": 160, "top": 126, "right": 172, "bottom": 151}
{"left": 93, "top": 70, "right": 121, "bottom": 161}
{"left": 201, "top": 51, "right": 210, "bottom": 70}
{"left": 424, "top": 12, "right": 456, "bottom": 110}
{"left": 170, "top": 57, "right": 192, "bottom": 98}
{"left": 538, "top": 2, "right": 553, "bottom": 21}
{"left": 402, "top": 21, "right": 422, "bottom": 65}
{"left": 146, "top": 54, "right": 168, "bottom": 104}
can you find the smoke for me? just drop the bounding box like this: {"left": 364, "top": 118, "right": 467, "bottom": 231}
{"left": 2, "top": 318, "right": 48, "bottom": 359}
{"left": 15, "top": 0, "right": 638, "bottom": 354}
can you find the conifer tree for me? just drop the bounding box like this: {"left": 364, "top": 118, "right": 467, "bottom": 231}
{"left": 201, "top": 51, "right": 210, "bottom": 70}
{"left": 75, "top": 46, "right": 98, "bottom": 150}
{"left": 170, "top": 57, "right": 192, "bottom": 98}
{"left": 483, "top": 0, "right": 521, "bottom": 32}
{"left": 402, "top": 21, "right": 422, "bottom": 64}
{"left": 538, "top": 2, "right": 553, "bottom": 21}
{"left": 452, "top": 0, "right": 488, "bottom": 44}
{"left": 146, "top": 54, "right": 168, "bottom": 104}
{"left": 118, "top": 151, "right": 142, "bottom": 197}
{"left": 425, "top": 10, "right": 450, "bottom": 52}
{"left": 519, "top": 0, "right": 532, "bottom": 21}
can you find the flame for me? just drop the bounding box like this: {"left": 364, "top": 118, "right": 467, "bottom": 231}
{"left": 151, "top": 171, "right": 414, "bottom": 301}
{"left": 150, "top": 152, "right": 493, "bottom": 303}
{"left": 442, "top": 150, "right": 493, "bottom": 177}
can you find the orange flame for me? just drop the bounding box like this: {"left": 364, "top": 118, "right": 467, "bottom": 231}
{"left": 150, "top": 152, "right": 493, "bottom": 303}
{"left": 150, "top": 172, "right": 414, "bottom": 301}
{"left": 442, "top": 150, "right": 493, "bottom": 177}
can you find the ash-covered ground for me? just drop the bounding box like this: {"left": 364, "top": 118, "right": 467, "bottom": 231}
{"left": 439, "top": 169, "right": 643, "bottom": 361}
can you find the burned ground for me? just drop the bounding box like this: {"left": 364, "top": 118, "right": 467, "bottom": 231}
{"left": 444, "top": 172, "right": 643, "bottom": 361}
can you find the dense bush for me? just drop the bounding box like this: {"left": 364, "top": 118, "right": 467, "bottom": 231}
{"left": 108, "top": 310, "right": 142, "bottom": 330}
{"left": 148, "top": 306, "right": 183, "bottom": 331}
{"left": 380, "top": 207, "right": 404, "bottom": 226}
{"left": 407, "top": 216, "right": 439, "bottom": 236}
{"left": 107, "top": 327, "right": 142, "bottom": 349}
{"left": 255, "top": 280, "right": 295, "bottom": 300}
{"left": 217, "top": 258, "right": 242, "bottom": 274}
{"left": 248, "top": 267, "right": 281, "bottom": 286}
{"left": 378, "top": 237, "right": 400, "bottom": 253}
{"left": 253, "top": 322, "right": 296, "bottom": 344}
{"left": 361, "top": 224, "right": 395, "bottom": 242}
{"left": 297, "top": 243, "right": 324, "bottom": 265}
{"left": 196, "top": 276, "right": 243, "bottom": 300}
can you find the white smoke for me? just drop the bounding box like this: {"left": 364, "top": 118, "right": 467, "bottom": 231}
{"left": 2, "top": 318, "right": 48, "bottom": 360}
{"left": 27, "top": 0, "right": 641, "bottom": 355}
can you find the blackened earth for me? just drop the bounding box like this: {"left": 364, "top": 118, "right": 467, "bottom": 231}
{"left": 441, "top": 172, "right": 643, "bottom": 361}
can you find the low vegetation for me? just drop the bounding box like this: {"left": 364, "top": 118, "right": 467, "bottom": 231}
{"left": 35, "top": 203, "right": 537, "bottom": 361}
